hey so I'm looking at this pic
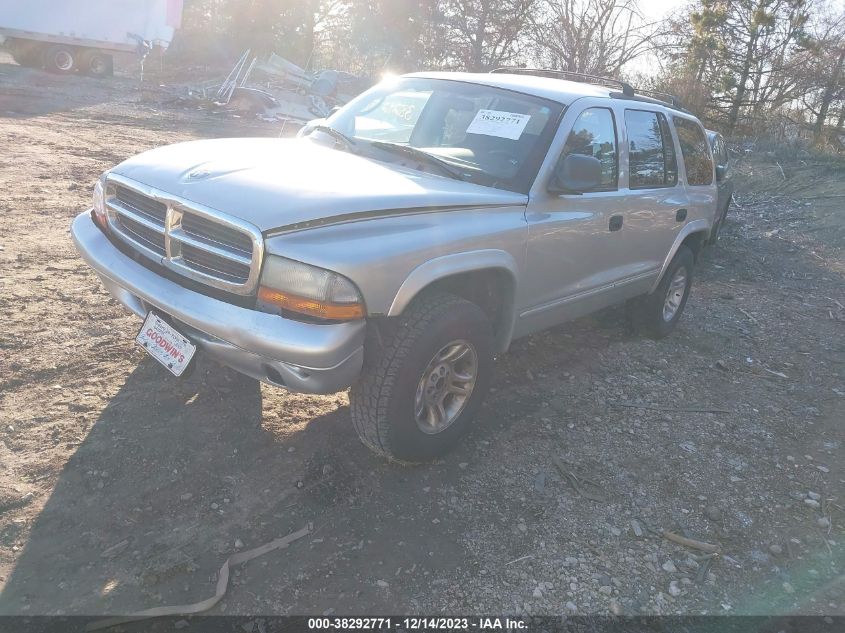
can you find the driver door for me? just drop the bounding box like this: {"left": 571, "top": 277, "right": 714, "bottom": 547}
{"left": 517, "top": 101, "right": 630, "bottom": 335}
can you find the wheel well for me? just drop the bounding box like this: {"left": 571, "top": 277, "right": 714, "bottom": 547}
{"left": 409, "top": 269, "right": 515, "bottom": 352}
{"left": 681, "top": 231, "right": 707, "bottom": 261}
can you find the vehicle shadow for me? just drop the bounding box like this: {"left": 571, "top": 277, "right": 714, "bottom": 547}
{"left": 0, "top": 346, "right": 474, "bottom": 617}
{"left": 0, "top": 355, "right": 280, "bottom": 615}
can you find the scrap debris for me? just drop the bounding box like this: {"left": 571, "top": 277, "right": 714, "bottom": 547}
{"left": 86, "top": 525, "right": 311, "bottom": 631}
{"left": 164, "top": 50, "right": 371, "bottom": 126}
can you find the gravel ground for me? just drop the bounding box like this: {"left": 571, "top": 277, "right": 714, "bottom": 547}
{"left": 0, "top": 54, "right": 842, "bottom": 620}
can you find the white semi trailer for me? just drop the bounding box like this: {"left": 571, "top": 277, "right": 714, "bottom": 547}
{"left": 0, "top": 0, "right": 183, "bottom": 76}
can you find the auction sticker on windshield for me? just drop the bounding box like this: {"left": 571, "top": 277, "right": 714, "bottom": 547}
{"left": 135, "top": 312, "right": 196, "bottom": 377}
{"left": 466, "top": 109, "right": 531, "bottom": 140}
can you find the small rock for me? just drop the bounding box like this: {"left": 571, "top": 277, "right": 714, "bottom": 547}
{"left": 234, "top": 539, "right": 243, "bottom": 549}
{"left": 704, "top": 505, "right": 722, "bottom": 522}
{"left": 609, "top": 599, "right": 623, "bottom": 615}
{"left": 769, "top": 544, "right": 783, "bottom": 556}
{"left": 816, "top": 466, "right": 830, "bottom": 473}
{"left": 376, "top": 580, "right": 389, "bottom": 588}
{"left": 565, "top": 601, "right": 578, "bottom": 612}
{"left": 598, "top": 585, "right": 613, "bottom": 595}
{"left": 817, "top": 517, "right": 831, "bottom": 529}
{"left": 458, "top": 462, "right": 468, "bottom": 469}
{"left": 431, "top": 518, "right": 440, "bottom": 524}
{"left": 630, "top": 520, "right": 643, "bottom": 537}
{"left": 782, "top": 582, "right": 795, "bottom": 594}
{"left": 532, "top": 586, "right": 543, "bottom": 598}
{"left": 287, "top": 446, "right": 295, "bottom": 453}
{"left": 517, "top": 523, "right": 527, "bottom": 533}
{"left": 322, "top": 608, "right": 336, "bottom": 616}
{"left": 180, "top": 493, "right": 193, "bottom": 501}
{"left": 609, "top": 526, "right": 621, "bottom": 537}
{"left": 211, "top": 503, "right": 219, "bottom": 510}
{"left": 807, "top": 491, "right": 821, "bottom": 501}
{"left": 174, "top": 620, "right": 189, "bottom": 630}
{"left": 804, "top": 499, "right": 820, "bottom": 509}
{"left": 668, "top": 581, "right": 681, "bottom": 597}
{"left": 662, "top": 560, "right": 677, "bottom": 573}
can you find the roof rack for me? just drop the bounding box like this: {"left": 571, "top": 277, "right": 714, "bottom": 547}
{"left": 490, "top": 66, "right": 685, "bottom": 111}
{"left": 636, "top": 88, "right": 684, "bottom": 109}
{"left": 491, "top": 67, "right": 635, "bottom": 97}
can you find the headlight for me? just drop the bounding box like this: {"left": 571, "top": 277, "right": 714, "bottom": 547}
{"left": 257, "top": 256, "right": 365, "bottom": 321}
{"left": 91, "top": 174, "right": 109, "bottom": 232}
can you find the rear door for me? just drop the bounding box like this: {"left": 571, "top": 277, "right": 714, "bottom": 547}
{"left": 617, "top": 107, "right": 691, "bottom": 283}
{"left": 673, "top": 117, "right": 718, "bottom": 230}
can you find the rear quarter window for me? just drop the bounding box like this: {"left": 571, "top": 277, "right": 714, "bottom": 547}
{"left": 674, "top": 118, "right": 713, "bottom": 186}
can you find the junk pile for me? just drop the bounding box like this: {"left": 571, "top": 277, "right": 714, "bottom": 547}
{"left": 177, "top": 50, "right": 370, "bottom": 126}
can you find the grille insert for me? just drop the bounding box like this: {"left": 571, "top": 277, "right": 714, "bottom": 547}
{"left": 181, "top": 214, "right": 253, "bottom": 255}
{"left": 115, "top": 185, "right": 166, "bottom": 224}
{"left": 181, "top": 244, "right": 251, "bottom": 283}
{"left": 116, "top": 215, "right": 165, "bottom": 254}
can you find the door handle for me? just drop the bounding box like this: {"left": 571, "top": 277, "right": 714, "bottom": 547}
{"left": 609, "top": 214, "right": 623, "bottom": 231}
{"left": 675, "top": 208, "right": 688, "bottom": 222}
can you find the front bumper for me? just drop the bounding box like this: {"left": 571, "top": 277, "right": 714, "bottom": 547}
{"left": 71, "top": 211, "right": 365, "bottom": 393}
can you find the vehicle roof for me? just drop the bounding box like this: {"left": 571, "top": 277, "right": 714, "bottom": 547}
{"left": 406, "top": 72, "right": 699, "bottom": 120}
{"left": 406, "top": 71, "right": 618, "bottom": 105}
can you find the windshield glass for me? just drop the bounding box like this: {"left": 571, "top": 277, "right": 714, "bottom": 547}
{"left": 325, "top": 77, "right": 564, "bottom": 193}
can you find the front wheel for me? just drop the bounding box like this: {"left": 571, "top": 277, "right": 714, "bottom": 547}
{"left": 350, "top": 293, "right": 494, "bottom": 463}
{"left": 629, "top": 245, "right": 694, "bottom": 339}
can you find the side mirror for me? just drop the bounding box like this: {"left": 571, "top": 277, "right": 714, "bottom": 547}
{"left": 549, "top": 154, "right": 603, "bottom": 194}
{"left": 715, "top": 164, "right": 728, "bottom": 181}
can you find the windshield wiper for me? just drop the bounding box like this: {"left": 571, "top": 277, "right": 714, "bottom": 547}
{"left": 369, "top": 141, "right": 466, "bottom": 181}
{"left": 309, "top": 125, "right": 359, "bottom": 153}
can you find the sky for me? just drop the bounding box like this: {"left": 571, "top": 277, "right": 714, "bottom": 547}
{"left": 639, "top": 0, "right": 690, "bottom": 22}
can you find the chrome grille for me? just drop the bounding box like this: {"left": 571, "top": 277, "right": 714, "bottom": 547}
{"left": 104, "top": 174, "right": 263, "bottom": 294}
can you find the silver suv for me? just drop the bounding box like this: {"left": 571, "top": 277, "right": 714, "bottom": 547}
{"left": 72, "top": 69, "right": 718, "bottom": 462}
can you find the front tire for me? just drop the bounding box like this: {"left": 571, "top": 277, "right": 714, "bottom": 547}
{"left": 629, "top": 245, "right": 694, "bottom": 339}
{"left": 350, "top": 293, "right": 494, "bottom": 463}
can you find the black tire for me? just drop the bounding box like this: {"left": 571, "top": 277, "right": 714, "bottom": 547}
{"left": 629, "top": 245, "right": 694, "bottom": 339}
{"left": 42, "top": 44, "right": 77, "bottom": 74}
{"left": 78, "top": 49, "right": 113, "bottom": 77}
{"left": 350, "top": 293, "right": 494, "bottom": 463}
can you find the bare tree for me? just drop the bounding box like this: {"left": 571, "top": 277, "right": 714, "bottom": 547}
{"left": 528, "top": 0, "right": 656, "bottom": 76}
{"left": 439, "top": 0, "right": 540, "bottom": 70}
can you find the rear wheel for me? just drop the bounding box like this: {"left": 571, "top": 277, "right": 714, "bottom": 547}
{"left": 43, "top": 44, "right": 77, "bottom": 74}
{"left": 78, "top": 49, "right": 113, "bottom": 77}
{"left": 629, "top": 245, "right": 694, "bottom": 339}
{"left": 350, "top": 293, "right": 494, "bottom": 463}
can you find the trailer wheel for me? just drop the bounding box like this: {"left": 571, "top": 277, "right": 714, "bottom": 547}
{"left": 79, "top": 49, "right": 113, "bottom": 77}
{"left": 43, "top": 45, "right": 77, "bottom": 74}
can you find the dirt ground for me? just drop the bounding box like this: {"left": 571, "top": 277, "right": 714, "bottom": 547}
{"left": 0, "top": 53, "right": 843, "bottom": 622}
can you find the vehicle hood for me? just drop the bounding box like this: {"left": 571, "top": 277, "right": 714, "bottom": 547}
{"left": 111, "top": 138, "right": 527, "bottom": 232}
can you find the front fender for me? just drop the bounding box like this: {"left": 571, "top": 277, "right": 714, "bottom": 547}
{"left": 388, "top": 250, "right": 519, "bottom": 352}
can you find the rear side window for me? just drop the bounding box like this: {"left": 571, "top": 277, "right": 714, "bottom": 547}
{"left": 674, "top": 117, "right": 713, "bottom": 185}
{"left": 624, "top": 110, "right": 677, "bottom": 189}
{"left": 560, "top": 107, "right": 618, "bottom": 191}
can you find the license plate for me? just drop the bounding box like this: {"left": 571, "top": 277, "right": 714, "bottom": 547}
{"left": 135, "top": 312, "right": 197, "bottom": 377}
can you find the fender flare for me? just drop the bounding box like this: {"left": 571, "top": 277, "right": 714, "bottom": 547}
{"left": 387, "top": 249, "right": 519, "bottom": 353}
{"left": 650, "top": 219, "right": 710, "bottom": 294}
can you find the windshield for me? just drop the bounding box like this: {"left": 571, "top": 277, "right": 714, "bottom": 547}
{"left": 324, "top": 77, "right": 564, "bottom": 193}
